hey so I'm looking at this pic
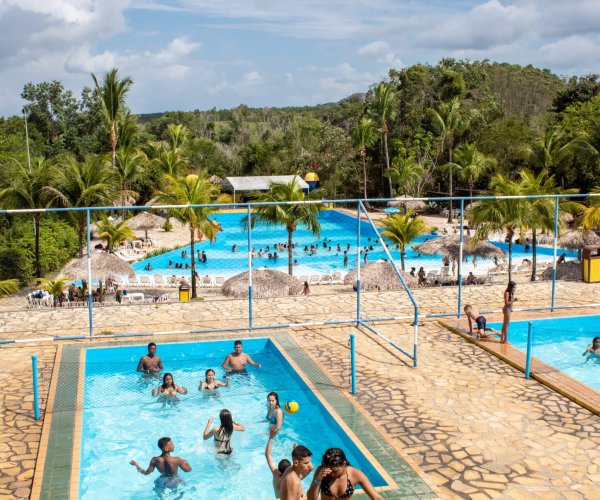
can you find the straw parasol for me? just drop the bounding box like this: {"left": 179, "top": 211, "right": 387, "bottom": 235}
{"left": 343, "top": 261, "right": 418, "bottom": 291}
{"left": 126, "top": 211, "right": 166, "bottom": 239}
{"left": 221, "top": 269, "right": 303, "bottom": 298}
{"left": 558, "top": 230, "right": 600, "bottom": 251}
{"left": 61, "top": 252, "right": 136, "bottom": 279}
{"left": 387, "top": 196, "right": 427, "bottom": 211}
{"left": 209, "top": 174, "right": 223, "bottom": 186}
{"left": 541, "top": 261, "right": 582, "bottom": 281}
{"left": 414, "top": 235, "right": 505, "bottom": 260}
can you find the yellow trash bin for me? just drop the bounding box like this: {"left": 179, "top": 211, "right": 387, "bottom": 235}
{"left": 178, "top": 283, "right": 191, "bottom": 302}
{"left": 582, "top": 245, "right": 600, "bottom": 283}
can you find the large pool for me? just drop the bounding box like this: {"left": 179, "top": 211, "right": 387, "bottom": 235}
{"left": 489, "top": 314, "right": 600, "bottom": 392}
{"left": 80, "top": 338, "right": 387, "bottom": 499}
{"left": 132, "top": 210, "right": 569, "bottom": 278}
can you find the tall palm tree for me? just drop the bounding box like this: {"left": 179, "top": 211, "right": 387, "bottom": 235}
{"left": 92, "top": 68, "right": 133, "bottom": 168}
{"left": 519, "top": 128, "right": 573, "bottom": 172}
{"left": 156, "top": 173, "right": 230, "bottom": 299}
{"left": 352, "top": 117, "right": 377, "bottom": 198}
{"left": 114, "top": 146, "right": 147, "bottom": 216}
{"left": 244, "top": 177, "right": 324, "bottom": 275}
{"left": 379, "top": 211, "right": 428, "bottom": 271}
{"left": 384, "top": 156, "right": 425, "bottom": 197}
{"left": 371, "top": 83, "right": 397, "bottom": 197}
{"left": 452, "top": 143, "right": 497, "bottom": 200}
{"left": 0, "top": 279, "right": 19, "bottom": 296}
{"left": 428, "top": 98, "right": 477, "bottom": 222}
{"left": 96, "top": 215, "right": 136, "bottom": 252}
{"left": 0, "top": 158, "right": 56, "bottom": 278}
{"left": 38, "top": 277, "right": 71, "bottom": 307}
{"left": 468, "top": 174, "right": 526, "bottom": 281}
{"left": 47, "top": 155, "right": 114, "bottom": 256}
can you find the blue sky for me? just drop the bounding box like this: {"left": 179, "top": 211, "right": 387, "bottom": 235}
{"left": 1, "top": 0, "right": 599, "bottom": 117}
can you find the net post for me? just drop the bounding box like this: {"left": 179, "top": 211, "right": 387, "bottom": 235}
{"left": 457, "top": 198, "right": 464, "bottom": 318}
{"left": 86, "top": 208, "right": 93, "bottom": 340}
{"left": 350, "top": 333, "right": 356, "bottom": 395}
{"left": 247, "top": 205, "right": 253, "bottom": 329}
{"left": 356, "top": 200, "right": 361, "bottom": 326}
{"left": 551, "top": 196, "right": 559, "bottom": 312}
{"left": 525, "top": 322, "right": 534, "bottom": 379}
{"left": 32, "top": 355, "right": 40, "bottom": 420}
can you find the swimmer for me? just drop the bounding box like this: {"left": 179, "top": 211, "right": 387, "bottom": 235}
{"left": 137, "top": 342, "right": 163, "bottom": 374}
{"left": 199, "top": 368, "right": 229, "bottom": 391}
{"left": 464, "top": 305, "right": 495, "bottom": 339}
{"left": 308, "top": 447, "right": 383, "bottom": 500}
{"left": 152, "top": 373, "right": 188, "bottom": 406}
{"left": 265, "top": 428, "right": 291, "bottom": 498}
{"left": 266, "top": 391, "right": 284, "bottom": 435}
{"left": 130, "top": 437, "right": 191, "bottom": 495}
{"left": 583, "top": 336, "right": 600, "bottom": 362}
{"left": 203, "top": 409, "right": 245, "bottom": 457}
{"left": 222, "top": 340, "right": 261, "bottom": 373}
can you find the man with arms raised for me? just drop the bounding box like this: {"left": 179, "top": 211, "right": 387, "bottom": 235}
{"left": 137, "top": 342, "right": 163, "bottom": 374}
{"left": 222, "top": 340, "right": 261, "bottom": 373}
{"left": 279, "top": 445, "right": 313, "bottom": 499}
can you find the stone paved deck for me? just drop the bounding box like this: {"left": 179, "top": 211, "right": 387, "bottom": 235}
{"left": 1, "top": 282, "right": 600, "bottom": 498}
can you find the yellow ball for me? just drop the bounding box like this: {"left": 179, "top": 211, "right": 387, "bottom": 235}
{"left": 284, "top": 401, "right": 299, "bottom": 414}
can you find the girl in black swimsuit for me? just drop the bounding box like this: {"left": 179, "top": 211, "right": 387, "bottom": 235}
{"left": 308, "top": 448, "right": 383, "bottom": 499}
{"left": 203, "top": 409, "right": 245, "bottom": 458}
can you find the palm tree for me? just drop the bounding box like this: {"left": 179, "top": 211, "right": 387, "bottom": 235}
{"left": 38, "top": 277, "right": 71, "bottom": 307}
{"left": 244, "top": 177, "right": 324, "bottom": 275}
{"left": 47, "top": 155, "right": 114, "bottom": 256}
{"left": 428, "top": 98, "right": 477, "bottom": 222}
{"left": 96, "top": 215, "right": 136, "bottom": 252}
{"left": 379, "top": 211, "right": 428, "bottom": 271}
{"left": 581, "top": 187, "right": 600, "bottom": 230}
{"left": 0, "top": 158, "right": 56, "bottom": 278}
{"left": 0, "top": 279, "right": 19, "bottom": 296}
{"left": 114, "top": 147, "right": 147, "bottom": 216}
{"left": 468, "top": 174, "right": 526, "bottom": 281}
{"left": 156, "top": 173, "right": 230, "bottom": 299}
{"left": 371, "top": 83, "right": 397, "bottom": 197}
{"left": 452, "top": 143, "right": 497, "bottom": 200}
{"left": 385, "top": 155, "right": 425, "bottom": 198}
{"left": 352, "top": 117, "right": 377, "bottom": 198}
{"left": 519, "top": 128, "right": 573, "bottom": 172}
{"left": 92, "top": 68, "right": 133, "bottom": 168}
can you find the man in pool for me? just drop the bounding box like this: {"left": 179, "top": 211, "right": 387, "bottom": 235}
{"left": 279, "top": 445, "right": 313, "bottom": 500}
{"left": 464, "top": 305, "right": 496, "bottom": 340}
{"left": 222, "top": 340, "right": 261, "bottom": 373}
{"left": 130, "top": 437, "right": 191, "bottom": 495}
{"left": 137, "top": 342, "right": 163, "bottom": 374}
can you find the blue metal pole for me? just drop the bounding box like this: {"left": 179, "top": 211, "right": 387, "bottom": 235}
{"left": 356, "top": 201, "right": 361, "bottom": 326}
{"left": 457, "top": 198, "right": 464, "bottom": 317}
{"left": 247, "top": 206, "right": 253, "bottom": 329}
{"left": 350, "top": 334, "right": 356, "bottom": 395}
{"left": 86, "top": 209, "right": 93, "bottom": 340}
{"left": 32, "top": 355, "right": 40, "bottom": 420}
{"left": 525, "top": 322, "right": 533, "bottom": 379}
{"left": 551, "top": 196, "right": 559, "bottom": 312}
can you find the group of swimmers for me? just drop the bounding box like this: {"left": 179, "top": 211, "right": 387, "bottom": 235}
{"left": 131, "top": 340, "right": 383, "bottom": 498}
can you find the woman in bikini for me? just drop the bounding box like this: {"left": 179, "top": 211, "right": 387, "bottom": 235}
{"left": 501, "top": 281, "right": 518, "bottom": 344}
{"left": 266, "top": 391, "right": 284, "bottom": 435}
{"left": 199, "top": 368, "right": 229, "bottom": 391}
{"left": 203, "top": 409, "right": 245, "bottom": 458}
{"left": 152, "top": 373, "right": 188, "bottom": 405}
{"left": 308, "top": 448, "right": 382, "bottom": 499}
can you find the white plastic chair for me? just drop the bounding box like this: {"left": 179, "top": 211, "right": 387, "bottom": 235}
{"left": 153, "top": 275, "right": 165, "bottom": 286}
{"left": 309, "top": 275, "right": 322, "bottom": 285}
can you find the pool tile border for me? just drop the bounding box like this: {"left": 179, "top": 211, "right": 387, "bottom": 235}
{"left": 34, "top": 331, "right": 436, "bottom": 499}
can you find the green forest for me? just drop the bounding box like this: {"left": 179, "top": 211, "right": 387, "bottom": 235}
{"left": 1, "top": 59, "right": 599, "bottom": 285}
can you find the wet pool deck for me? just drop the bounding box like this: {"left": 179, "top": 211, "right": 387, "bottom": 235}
{"left": 1, "top": 281, "right": 600, "bottom": 498}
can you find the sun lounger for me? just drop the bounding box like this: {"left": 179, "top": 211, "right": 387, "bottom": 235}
{"left": 439, "top": 267, "right": 452, "bottom": 284}
{"left": 330, "top": 271, "right": 344, "bottom": 284}
{"left": 215, "top": 276, "right": 225, "bottom": 287}
{"left": 139, "top": 275, "right": 154, "bottom": 287}
{"left": 321, "top": 274, "right": 333, "bottom": 285}
{"left": 298, "top": 275, "right": 309, "bottom": 284}
{"left": 153, "top": 275, "right": 165, "bottom": 286}
{"left": 426, "top": 270, "right": 439, "bottom": 286}
{"left": 309, "top": 275, "right": 322, "bottom": 285}
{"left": 201, "top": 276, "right": 215, "bottom": 287}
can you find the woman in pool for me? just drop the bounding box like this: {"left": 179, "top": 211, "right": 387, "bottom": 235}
{"left": 152, "top": 373, "right": 188, "bottom": 404}
{"left": 199, "top": 368, "right": 229, "bottom": 391}
{"left": 266, "top": 391, "right": 284, "bottom": 435}
{"left": 308, "top": 448, "right": 383, "bottom": 499}
{"left": 501, "top": 281, "right": 518, "bottom": 344}
{"left": 203, "top": 409, "right": 245, "bottom": 457}
{"left": 583, "top": 336, "right": 600, "bottom": 361}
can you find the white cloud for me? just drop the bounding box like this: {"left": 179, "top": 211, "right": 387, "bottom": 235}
{"left": 357, "top": 40, "right": 390, "bottom": 57}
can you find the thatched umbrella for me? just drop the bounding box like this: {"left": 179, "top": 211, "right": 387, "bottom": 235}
{"left": 541, "top": 261, "right": 582, "bottom": 281}
{"left": 387, "top": 196, "right": 427, "bottom": 211}
{"left": 343, "top": 262, "right": 418, "bottom": 291}
{"left": 221, "top": 269, "right": 303, "bottom": 298}
{"left": 61, "top": 252, "right": 136, "bottom": 302}
{"left": 414, "top": 235, "right": 505, "bottom": 260}
{"left": 209, "top": 174, "right": 223, "bottom": 186}
{"left": 558, "top": 230, "right": 600, "bottom": 251}
{"left": 126, "top": 211, "right": 166, "bottom": 240}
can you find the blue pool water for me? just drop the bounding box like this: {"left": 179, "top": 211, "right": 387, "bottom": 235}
{"left": 489, "top": 315, "right": 600, "bottom": 392}
{"left": 132, "top": 210, "right": 571, "bottom": 278}
{"left": 80, "top": 339, "right": 386, "bottom": 499}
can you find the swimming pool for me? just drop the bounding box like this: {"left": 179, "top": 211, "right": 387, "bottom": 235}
{"left": 79, "top": 338, "right": 388, "bottom": 499}
{"left": 132, "top": 210, "right": 569, "bottom": 278}
{"left": 489, "top": 314, "right": 600, "bottom": 393}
